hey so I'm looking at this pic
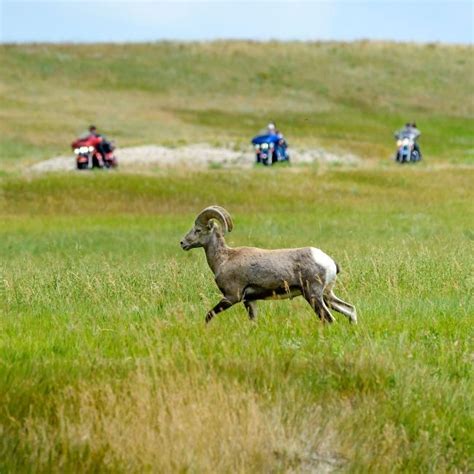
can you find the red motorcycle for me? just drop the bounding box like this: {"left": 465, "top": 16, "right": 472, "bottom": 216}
{"left": 71, "top": 135, "right": 118, "bottom": 170}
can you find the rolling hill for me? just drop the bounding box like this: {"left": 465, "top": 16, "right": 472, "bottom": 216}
{"left": 1, "top": 41, "right": 473, "bottom": 169}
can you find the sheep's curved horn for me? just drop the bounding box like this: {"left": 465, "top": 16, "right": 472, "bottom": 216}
{"left": 210, "top": 205, "right": 233, "bottom": 232}
{"left": 195, "top": 206, "right": 229, "bottom": 233}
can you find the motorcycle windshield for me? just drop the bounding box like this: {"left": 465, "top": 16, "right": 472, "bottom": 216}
{"left": 399, "top": 132, "right": 417, "bottom": 140}
{"left": 71, "top": 135, "right": 102, "bottom": 149}
{"left": 251, "top": 133, "right": 280, "bottom": 145}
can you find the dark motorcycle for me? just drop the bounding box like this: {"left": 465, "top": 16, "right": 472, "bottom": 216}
{"left": 251, "top": 134, "right": 290, "bottom": 166}
{"left": 71, "top": 135, "right": 118, "bottom": 170}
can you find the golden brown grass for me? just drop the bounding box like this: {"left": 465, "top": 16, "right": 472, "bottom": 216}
{"left": 21, "top": 367, "right": 340, "bottom": 473}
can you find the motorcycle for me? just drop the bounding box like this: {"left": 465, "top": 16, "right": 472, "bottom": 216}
{"left": 71, "top": 135, "right": 118, "bottom": 170}
{"left": 251, "top": 133, "right": 290, "bottom": 166}
{"left": 395, "top": 133, "right": 421, "bottom": 163}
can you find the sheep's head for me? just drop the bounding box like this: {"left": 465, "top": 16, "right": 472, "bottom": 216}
{"left": 180, "top": 206, "right": 233, "bottom": 251}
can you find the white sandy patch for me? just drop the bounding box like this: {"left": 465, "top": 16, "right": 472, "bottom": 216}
{"left": 30, "top": 144, "right": 360, "bottom": 173}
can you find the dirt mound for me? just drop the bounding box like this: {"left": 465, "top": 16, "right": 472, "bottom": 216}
{"left": 30, "top": 144, "right": 360, "bottom": 172}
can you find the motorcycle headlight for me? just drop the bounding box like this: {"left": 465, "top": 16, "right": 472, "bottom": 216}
{"left": 74, "top": 148, "right": 80, "bottom": 154}
{"left": 396, "top": 140, "right": 402, "bottom": 147}
{"left": 254, "top": 144, "right": 260, "bottom": 150}
{"left": 402, "top": 138, "right": 410, "bottom": 146}
{"left": 80, "top": 146, "right": 88, "bottom": 153}
{"left": 88, "top": 146, "right": 94, "bottom": 152}
{"left": 261, "top": 143, "right": 268, "bottom": 149}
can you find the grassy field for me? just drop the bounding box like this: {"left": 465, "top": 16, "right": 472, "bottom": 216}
{"left": 1, "top": 41, "right": 473, "bottom": 472}
{"left": 1, "top": 167, "right": 473, "bottom": 472}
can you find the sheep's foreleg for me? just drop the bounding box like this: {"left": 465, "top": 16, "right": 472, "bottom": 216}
{"left": 244, "top": 300, "right": 258, "bottom": 320}
{"left": 205, "top": 298, "right": 235, "bottom": 323}
{"left": 315, "top": 297, "right": 336, "bottom": 323}
{"left": 303, "top": 285, "right": 335, "bottom": 323}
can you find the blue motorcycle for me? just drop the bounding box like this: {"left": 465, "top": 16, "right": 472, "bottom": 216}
{"left": 251, "top": 134, "right": 290, "bottom": 166}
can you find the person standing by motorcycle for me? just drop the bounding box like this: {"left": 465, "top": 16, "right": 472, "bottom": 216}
{"left": 395, "top": 122, "right": 422, "bottom": 158}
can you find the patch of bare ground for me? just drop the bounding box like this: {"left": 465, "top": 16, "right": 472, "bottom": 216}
{"left": 30, "top": 143, "right": 360, "bottom": 173}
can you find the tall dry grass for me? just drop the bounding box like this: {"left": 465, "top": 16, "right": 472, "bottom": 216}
{"left": 21, "top": 367, "right": 338, "bottom": 473}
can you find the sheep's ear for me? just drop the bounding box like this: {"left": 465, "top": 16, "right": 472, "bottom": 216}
{"left": 207, "top": 221, "right": 214, "bottom": 230}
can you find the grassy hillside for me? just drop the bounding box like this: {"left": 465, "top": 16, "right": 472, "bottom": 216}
{"left": 1, "top": 41, "right": 473, "bottom": 169}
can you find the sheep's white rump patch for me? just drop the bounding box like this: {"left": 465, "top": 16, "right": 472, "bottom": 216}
{"left": 311, "top": 247, "right": 337, "bottom": 284}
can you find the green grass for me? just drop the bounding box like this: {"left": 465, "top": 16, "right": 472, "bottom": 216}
{"left": 1, "top": 41, "right": 473, "bottom": 170}
{"left": 1, "top": 167, "right": 473, "bottom": 472}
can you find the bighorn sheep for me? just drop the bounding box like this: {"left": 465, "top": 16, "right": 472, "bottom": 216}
{"left": 180, "top": 206, "right": 357, "bottom": 324}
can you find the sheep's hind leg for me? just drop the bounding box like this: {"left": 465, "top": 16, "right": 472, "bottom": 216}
{"left": 205, "top": 298, "right": 235, "bottom": 324}
{"left": 325, "top": 291, "right": 357, "bottom": 324}
{"left": 243, "top": 300, "right": 258, "bottom": 321}
{"left": 304, "top": 287, "right": 335, "bottom": 324}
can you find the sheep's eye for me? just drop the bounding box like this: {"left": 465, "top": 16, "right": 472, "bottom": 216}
{"left": 195, "top": 229, "right": 201, "bottom": 234}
